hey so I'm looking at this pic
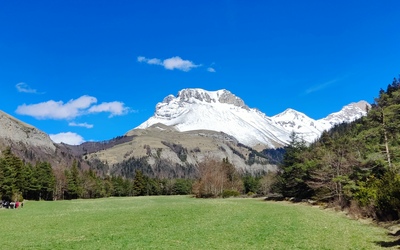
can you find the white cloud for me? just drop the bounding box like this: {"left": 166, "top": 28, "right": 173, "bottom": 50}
{"left": 68, "top": 122, "right": 94, "bottom": 129}
{"left": 16, "top": 82, "right": 42, "bottom": 94}
{"left": 137, "top": 56, "right": 162, "bottom": 65}
{"left": 137, "top": 56, "right": 146, "bottom": 62}
{"left": 16, "top": 95, "right": 97, "bottom": 119}
{"left": 207, "top": 67, "right": 216, "bottom": 73}
{"left": 163, "top": 56, "right": 200, "bottom": 71}
{"left": 137, "top": 56, "right": 200, "bottom": 72}
{"left": 88, "top": 101, "right": 130, "bottom": 117}
{"left": 15, "top": 95, "right": 130, "bottom": 120}
{"left": 49, "top": 132, "right": 85, "bottom": 145}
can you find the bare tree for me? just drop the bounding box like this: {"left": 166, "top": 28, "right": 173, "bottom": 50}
{"left": 193, "top": 157, "right": 242, "bottom": 198}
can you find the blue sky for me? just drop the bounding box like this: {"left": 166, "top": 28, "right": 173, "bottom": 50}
{"left": 1, "top": 1, "right": 399, "bottom": 145}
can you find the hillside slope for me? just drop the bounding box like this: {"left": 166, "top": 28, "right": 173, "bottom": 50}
{"left": 85, "top": 123, "right": 277, "bottom": 178}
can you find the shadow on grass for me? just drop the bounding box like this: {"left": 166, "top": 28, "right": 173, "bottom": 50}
{"left": 375, "top": 230, "right": 400, "bottom": 248}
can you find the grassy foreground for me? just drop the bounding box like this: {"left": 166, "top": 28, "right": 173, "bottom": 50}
{"left": 0, "top": 196, "right": 395, "bottom": 249}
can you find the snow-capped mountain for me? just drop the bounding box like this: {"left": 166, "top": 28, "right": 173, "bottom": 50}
{"left": 271, "top": 108, "right": 326, "bottom": 143}
{"left": 136, "top": 89, "right": 370, "bottom": 148}
{"left": 319, "top": 101, "right": 370, "bottom": 129}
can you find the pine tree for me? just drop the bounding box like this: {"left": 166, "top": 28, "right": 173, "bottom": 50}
{"left": 35, "top": 162, "right": 56, "bottom": 200}
{"left": 0, "top": 148, "right": 17, "bottom": 200}
{"left": 133, "top": 170, "right": 146, "bottom": 196}
{"left": 278, "top": 132, "right": 313, "bottom": 199}
{"left": 65, "top": 160, "right": 82, "bottom": 199}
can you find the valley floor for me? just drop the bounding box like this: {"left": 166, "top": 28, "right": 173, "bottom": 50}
{"left": 0, "top": 196, "right": 397, "bottom": 249}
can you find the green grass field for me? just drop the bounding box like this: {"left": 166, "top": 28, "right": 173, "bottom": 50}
{"left": 0, "top": 196, "right": 396, "bottom": 249}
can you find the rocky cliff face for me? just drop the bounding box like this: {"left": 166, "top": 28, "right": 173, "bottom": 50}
{"left": 176, "top": 88, "right": 248, "bottom": 108}
{"left": 0, "top": 110, "right": 91, "bottom": 171}
{"left": 0, "top": 110, "right": 55, "bottom": 153}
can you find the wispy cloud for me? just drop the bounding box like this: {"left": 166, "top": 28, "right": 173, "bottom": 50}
{"left": 68, "top": 122, "right": 94, "bottom": 129}
{"left": 207, "top": 67, "right": 216, "bottom": 73}
{"left": 15, "top": 95, "right": 130, "bottom": 120}
{"left": 304, "top": 79, "right": 338, "bottom": 95}
{"left": 16, "top": 82, "right": 43, "bottom": 94}
{"left": 49, "top": 132, "right": 85, "bottom": 145}
{"left": 138, "top": 56, "right": 201, "bottom": 72}
{"left": 88, "top": 101, "right": 130, "bottom": 117}
{"left": 138, "top": 56, "right": 162, "bottom": 65}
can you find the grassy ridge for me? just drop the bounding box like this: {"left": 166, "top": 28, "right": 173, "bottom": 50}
{"left": 0, "top": 196, "right": 394, "bottom": 249}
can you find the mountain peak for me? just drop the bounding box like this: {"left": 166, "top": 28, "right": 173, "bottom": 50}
{"left": 273, "top": 108, "right": 309, "bottom": 120}
{"left": 320, "top": 100, "right": 370, "bottom": 126}
{"left": 280, "top": 108, "right": 300, "bottom": 114}
{"left": 347, "top": 100, "right": 370, "bottom": 111}
{"left": 177, "top": 88, "right": 216, "bottom": 103}
{"left": 175, "top": 88, "right": 249, "bottom": 109}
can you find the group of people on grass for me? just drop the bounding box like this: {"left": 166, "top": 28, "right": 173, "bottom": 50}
{"left": 0, "top": 200, "right": 23, "bottom": 209}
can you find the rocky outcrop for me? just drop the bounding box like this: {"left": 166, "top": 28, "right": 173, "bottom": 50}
{"left": 217, "top": 90, "right": 249, "bottom": 109}
{"left": 0, "top": 110, "right": 55, "bottom": 152}
{"left": 0, "top": 110, "right": 93, "bottom": 171}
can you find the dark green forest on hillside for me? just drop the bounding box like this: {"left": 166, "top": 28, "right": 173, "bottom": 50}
{"left": 278, "top": 76, "right": 400, "bottom": 221}
{"left": 0, "top": 148, "right": 196, "bottom": 201}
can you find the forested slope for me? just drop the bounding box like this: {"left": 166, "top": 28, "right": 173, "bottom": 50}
{"left": 278, "top": 77, "right": 400, "bottom": 221}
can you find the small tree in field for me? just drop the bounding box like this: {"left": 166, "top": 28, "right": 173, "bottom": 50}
{"left": 258, "top": 172, "right": 277, "bottom": 195}
{"left": 193, "top": 158, "right": 242, "bottom": 198}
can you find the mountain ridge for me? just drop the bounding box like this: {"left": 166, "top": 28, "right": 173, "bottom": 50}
{"left": 136, "top": 88, "right": 370, "bottom": 148}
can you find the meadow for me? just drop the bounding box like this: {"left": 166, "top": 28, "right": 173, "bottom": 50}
{"left": 0, "top": 196, "right": 396, "bottom": 249}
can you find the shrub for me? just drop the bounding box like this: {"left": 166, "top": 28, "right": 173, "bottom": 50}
{"left": 247, "top": 191, "right": 255, "bottom": 197}
{"left": 173, "top": 179, "right": 193, "bottom": 195}
{"left": 222, "top": 189, "right": 240, "bottom": 198}
{"left": 375, "top": 171, "right": 400, "bottom": 221}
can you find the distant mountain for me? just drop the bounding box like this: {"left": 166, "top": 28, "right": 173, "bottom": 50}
{"left": 319, "top": 101, "right": 370, "bottom": 128}
{"left": 137, "top": 89, "right": 370, "bottom": 148}
{"left": 271, "top": 108, "right": 324, "bottom": 144}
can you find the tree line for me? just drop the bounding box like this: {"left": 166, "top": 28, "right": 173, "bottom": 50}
{"left": 0, "top": 148, "right": 195, "bottom": 201}
{"left": 277, "top": 77, "right": 400, "bottom": 221}
{"left": 0, "top": 147, "right": 276, "bottom": 201}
